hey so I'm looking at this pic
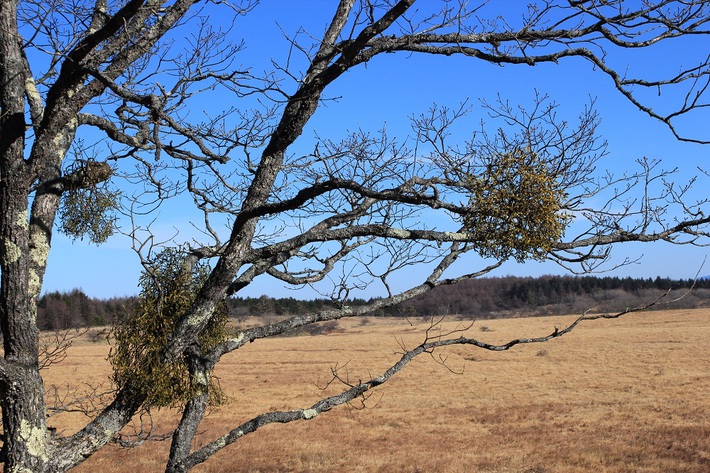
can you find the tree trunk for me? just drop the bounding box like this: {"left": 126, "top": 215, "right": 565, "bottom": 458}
{"left": 166, "top": 358, "right": 211, "bottom": 473}
{"left": 1, "top": 1, "right": 51, "bottom": 470}
{"left": 1, "top": 366, "right": 50, "bottom": 471}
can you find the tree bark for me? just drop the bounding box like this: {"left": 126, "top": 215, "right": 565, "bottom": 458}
{"left": 166, "top": 357, "right": 212, "bottom": 473}
{"left": 0, "top": 1, "right": 50, "bottom": 469}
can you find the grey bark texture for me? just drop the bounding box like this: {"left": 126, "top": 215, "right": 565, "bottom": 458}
{"left": 1, "top": 1, "right": 710, "bottom": 471}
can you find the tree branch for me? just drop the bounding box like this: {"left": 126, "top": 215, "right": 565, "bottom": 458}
{"left": 212, "top": 251, "right": 503, "bottom": 360}
{"left": 176, "top": 287, "right": 673, "bottom": 471}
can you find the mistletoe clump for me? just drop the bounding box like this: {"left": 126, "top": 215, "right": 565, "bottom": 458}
{"left": 110, "top": 248, "right": 228, "bottom": 408}
{"left": 464, "top": 148, "right": 569, "bottom": 262}
{"left": 58, "top": 159, "right": 120, "bottom": 244}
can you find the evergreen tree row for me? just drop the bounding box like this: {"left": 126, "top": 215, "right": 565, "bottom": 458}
{"left": 36, "top": 275, "right": 710, "bottom": 330}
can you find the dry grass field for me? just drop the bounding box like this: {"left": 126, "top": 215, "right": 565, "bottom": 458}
{"left": 36, "top": 309, "right": 709, "bottom": 472}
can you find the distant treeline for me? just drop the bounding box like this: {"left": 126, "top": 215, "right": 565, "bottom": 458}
{"left": 37, "top": 275, "right": 710, "bottom": 330}
{"left": 37, "top": 290, "right": 136, "bottom": 331}
{"left": 389, "top": 275, "right": 710, "bottom": 319}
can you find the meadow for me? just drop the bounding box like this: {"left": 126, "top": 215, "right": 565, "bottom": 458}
{"left": 39, "top": 309, "right": 709, "bottom": 472}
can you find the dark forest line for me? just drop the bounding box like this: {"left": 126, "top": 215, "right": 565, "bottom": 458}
{"left": 37, "top": 275, "right": 710, "bottom": 331}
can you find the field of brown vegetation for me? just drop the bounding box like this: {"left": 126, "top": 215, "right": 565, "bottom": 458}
{"left": 38, "top": 309, "right": 709, "bottom": 472}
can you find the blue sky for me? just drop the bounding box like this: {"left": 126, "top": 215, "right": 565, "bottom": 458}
{"left": 41, "top": 1, "right": 709, "bottom": 299}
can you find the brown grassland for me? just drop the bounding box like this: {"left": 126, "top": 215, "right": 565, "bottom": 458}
{"left": 36, "top": 309, "right": 709, "bottom": 472}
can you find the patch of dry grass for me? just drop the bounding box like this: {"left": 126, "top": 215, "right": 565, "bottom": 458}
{"left": 38, "top": 309, "right": 710, "bottom": 472}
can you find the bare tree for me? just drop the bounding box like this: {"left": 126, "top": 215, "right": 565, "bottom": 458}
{"left": 2, "top": 1, "right": 710, "bottom": 471}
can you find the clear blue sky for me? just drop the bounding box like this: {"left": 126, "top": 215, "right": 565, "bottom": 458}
{"left": 41, "top": 1, "right": 710, "bottom": 299}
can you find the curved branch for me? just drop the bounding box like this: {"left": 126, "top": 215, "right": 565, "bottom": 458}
{"left": 78, "top": 113, "right": 149, "bottom": 149}
{"left": 177, "top": 287, "right": 672, "bottom": 471}
{"left": 240, "top": 176, "right": 468, "bottom": 222}
{"left": 554, "top": 213, "right": 710, "bottom": 250}
{"left": 50, "top": 387, "right": 146, "bottom": 471}
{"left": 212, "top": 253, "right": 504, "bottom": 360}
